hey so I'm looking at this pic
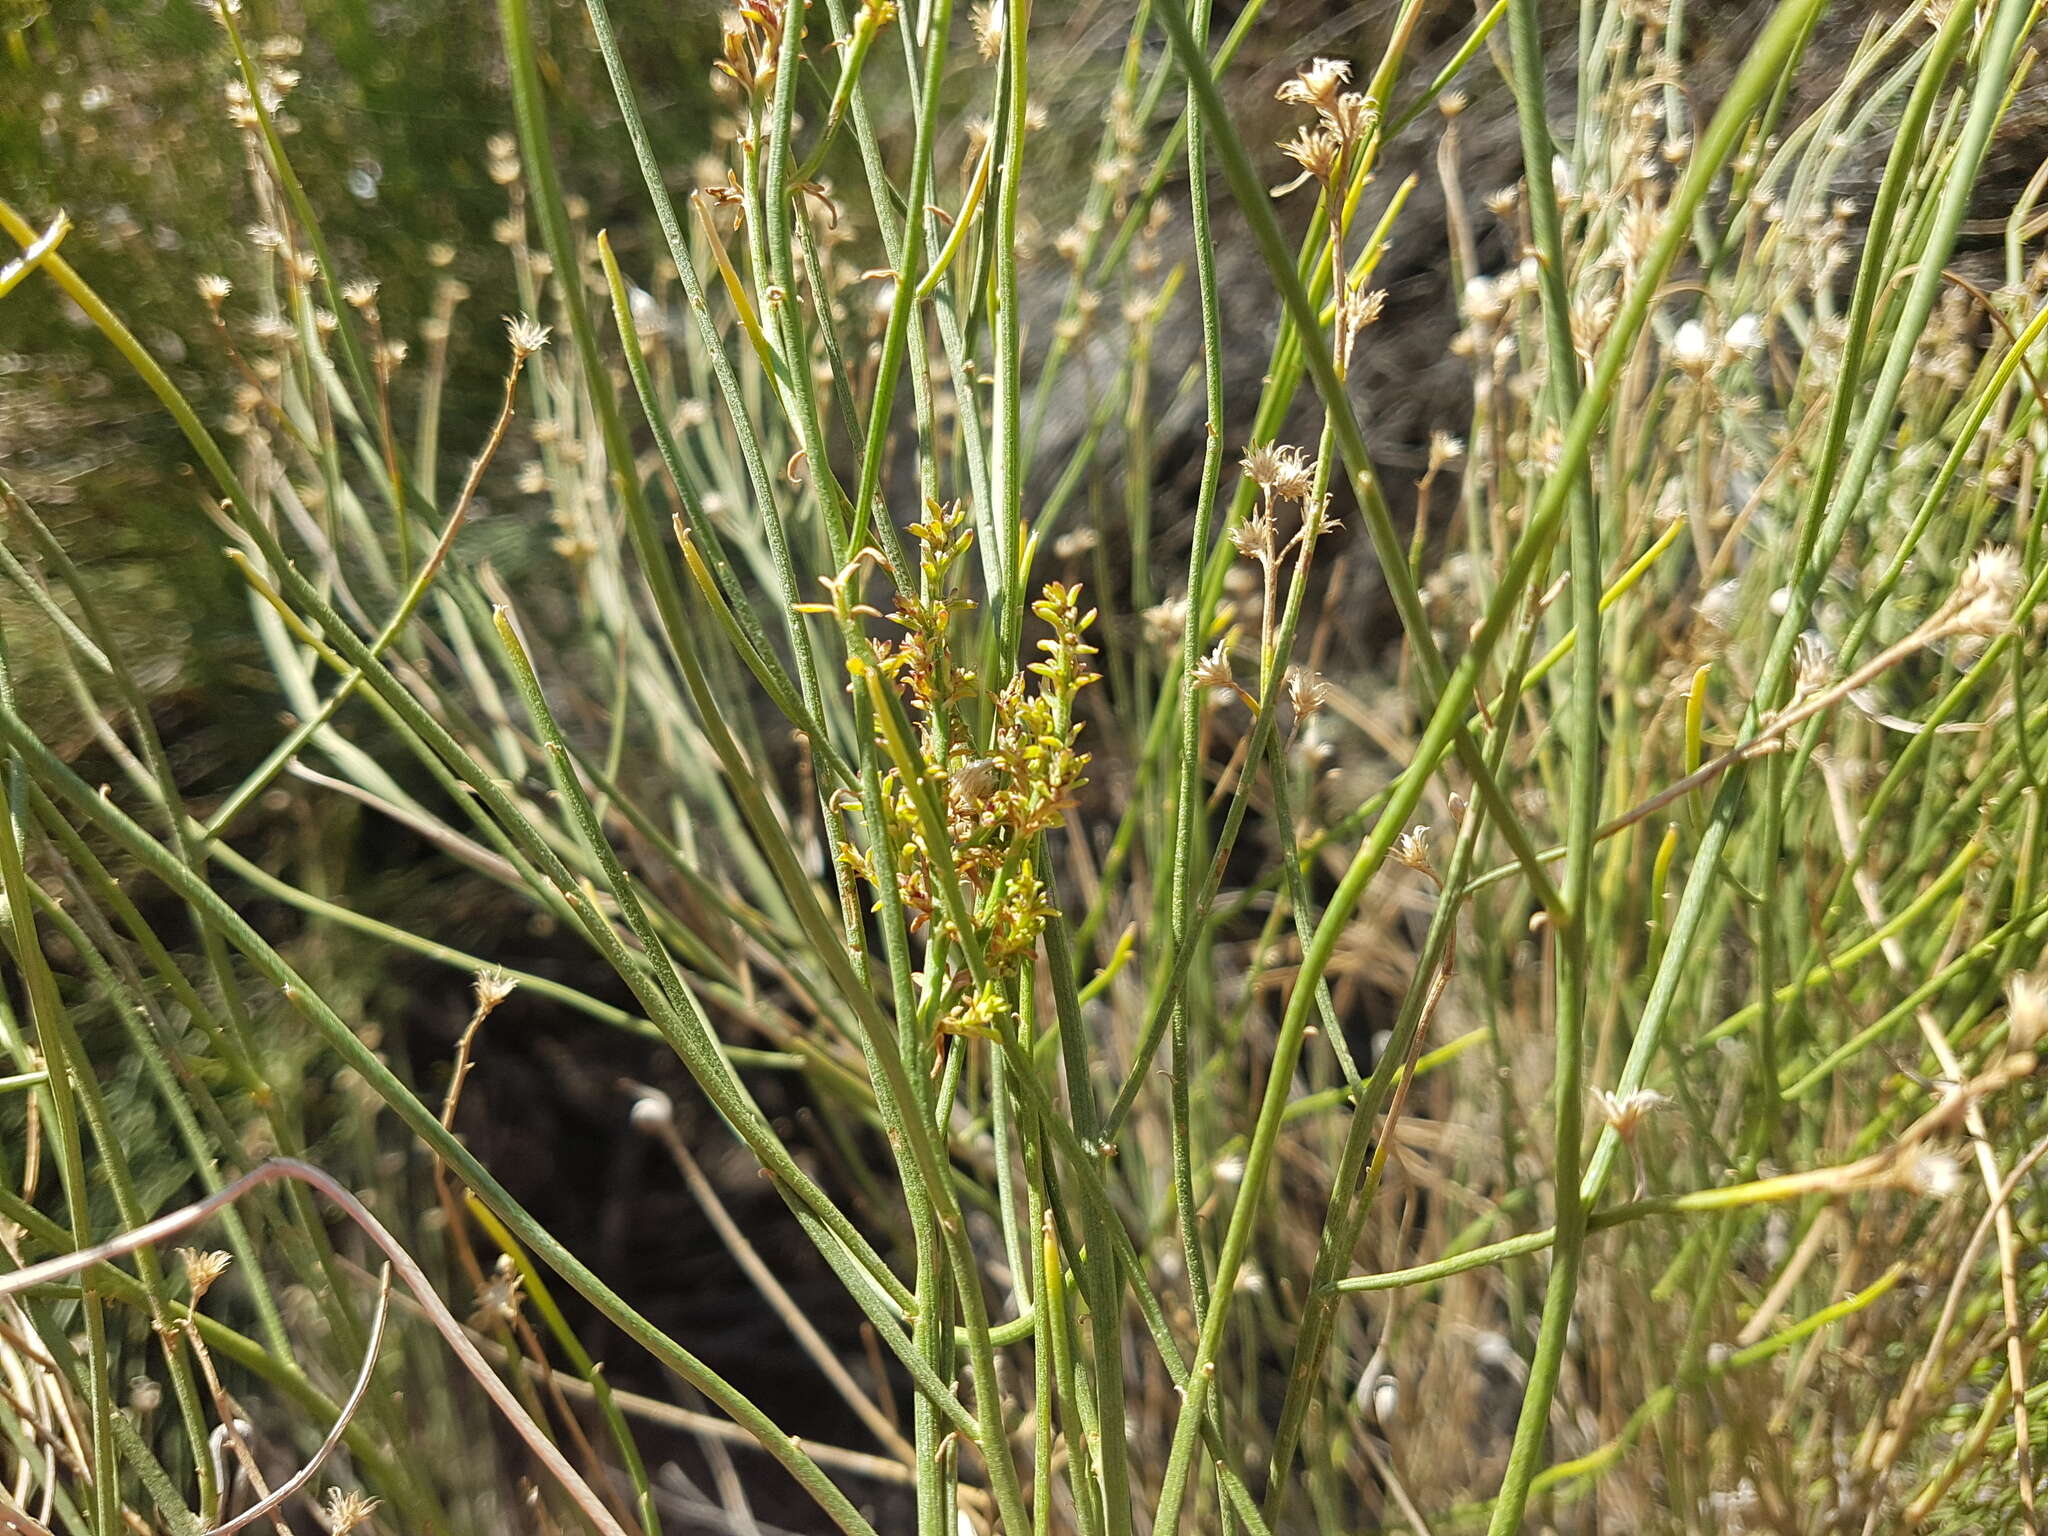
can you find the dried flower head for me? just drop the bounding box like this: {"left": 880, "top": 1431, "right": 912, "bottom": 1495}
{"left": 177, "top": 1248, "right": 233, "bottom": 1302}
{"left": 2008, "top": 973, "right": 2046, "bottom": 1051}
{"left": 1946, "top": 545, "right": 2019, "bottom": 637}
{"left": 970, "top": 0, "right": 1002, "bottom": 59}
{"left": 1193, "top": 640, "right": 1236, "bottom": 694}
{"left": 246, "top": 311, "right": 295, "bottom": 346}
{"left": 323, "top": 1487, "right": 382, "bottom": 1534}
{"left": 1670, "top": 318, "right": 1715, "bottom": 374}
{"left": 505, "top": 313, "right": 553, "bottom": 359}
{"left": 1898, "top": 1147, "right": 1964, "bottom": 1200}
{"left": 1697, "top": 578, "right": 1743, "bottom": 634}
{"left": 1324, "top": 92, "right": 1378, "bottom": 144}
{"left": 1300, "top": 494, "right": 1343, "bottom": 542}
{"left": 471, "top": 1253, "right": 525, "bottom": 1326}
{"left": 1286, "top": 666, "right": 1328, "bottom": 720}
{"left": 1276, "top": 125, "right": 1342, "bottom": 190}
{"left": 486, "top": 132, "right": 521, "bottom": 185}
{"left": 1348, "top": 287, "right": 1388, "bottom": 332}
{"left": 1392, "top": 825, "right": 1438, "bottom": 884}
{"left": 1229, "top": 509, "right": 1278, "bottom": 564}
{"left": 1792, "top": 631, "right": 1832, "bottom": 696}
{"left": 1053, "top": 527, "right": 1098, "bottom": 561}
{"left": 1276, "top": 56, "right": 1351, "bottom": 112}
{"left": 1592, "top": 1086, "right": 1670, "bottom": 1141}
{"left": 1142, "top": 594, "right": 1188, "bottom": 648}
{"left": 474, "top": 969, "right": 518, "bottom": 1013}
{"left": 1241, "top": 441, "right": 1315, "bottom": 501}
{"left": 950, "top": 756, "right": 1002, "bottom": 803}
{"left": 1724, "top": 312, "right": 1765, "bottom": 356}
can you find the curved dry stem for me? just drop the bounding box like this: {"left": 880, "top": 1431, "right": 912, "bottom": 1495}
{"left": 206, "top": 1268, "right": 392, "bottom": 1536}
{"left": 0, "top": 1160, "right": 632, "bottom": 1536}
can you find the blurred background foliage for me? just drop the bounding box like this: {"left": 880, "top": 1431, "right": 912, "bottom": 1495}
{"left": 0, "top": 0, "right": 718, "bottom": 762}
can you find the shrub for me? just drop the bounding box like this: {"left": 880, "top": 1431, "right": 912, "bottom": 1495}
{"left": 1, "top": 0, "right": 2045, "bottom": 1531}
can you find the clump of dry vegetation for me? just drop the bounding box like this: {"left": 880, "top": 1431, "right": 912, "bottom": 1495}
{"left": 1, "top": 0, "right": 2046, "bottom": 1532}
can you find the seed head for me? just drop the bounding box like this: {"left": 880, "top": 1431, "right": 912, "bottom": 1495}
{"left": 1592, "top": 1086, "right": 1670, "bottom": 1141}
{"left": 1898, "top": 1147, "right": 1964, "bottom": 1200}
{"left": 1347, "top": 287, "right": 1387, "bottom": 333}
{"left": 2008, "top": 973, "right": 2046, "bottom": 1051}
{"left": 1241, "top": 441, "right": 1314, "bottom": 501}
{"left": 323, "top": 1488, "right": 382, "bottom": 1535}
{"left": 1670, "top": 318, "right": 1715, "bottom": 374}
{"left": 505, "top": 313, "right": 553, "bottom": 359}
{"left": 1324, "top": 92, "right": 1378, "bottom": 145}
{"left": 1276, "top": 125, "right": 1342, "bottom": 188}
{"left": 1276, "top": 56, "right": 1351, "bottom": 113}
{"left": 1946, "top": 545, "right": 2019, "bottom": 637}
{"left": 1724, "top": 312, "right": 1765, "bottom": 356}
{"left": 627, "top": 1082, "right": 676, "bottom": 1133}
{"left": 1792, "top": 631, "right": 1832, "bottom": 696}
{"left": 1193, "top": 640, "right": 1236, "bottom": 693}
{"left": 1392, "top": 825, "right": 1438, "bottom": 884}
{"left": 1229, "top": 510, "right": 1277, "bottom": 564}
{"left": 949, "top": 756, "right": 1002, "bottom": 803}
{"left": 970, "top": 0, "right": 1002, "bottom": 59}
{"left": 486, "top": 132, "right": 521, "bottom": 185}
{"left": 1301, "top": 494, "right": 1343, "bottom": 543}
{"left": 474, "top": 969, "right": 518, "bottom": 1013}
{"left": 471, "top": 1253, "right": 525, "bottom": 1326}
{"left": 1286, "top": 666, "right": 1328, "bottom": 720}
{"left": 177, "top": 1248, "right": 233, "bottom": 1302}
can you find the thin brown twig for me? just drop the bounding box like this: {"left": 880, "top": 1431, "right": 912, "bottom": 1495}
{"left": 624, "top": 1085, "right": 919, "bottom": 1467}
{"left": 1869, "top": 1134, "right": 2048, "bottom": 1505}
{"left": 0, "top": 1160, "right": 633, "bottom": 1536}
{"left": 186, "top": 1311, "right": 291, "bottom": 1536}
{"left": 1817, "top": 752, "right": 2038, "bottom": 1528}
{"left": 316, "top": 1248, "right": 920, "bottom": 1488}
{"left": 206, "top": 1268, "right": 392, "bottom": 1536}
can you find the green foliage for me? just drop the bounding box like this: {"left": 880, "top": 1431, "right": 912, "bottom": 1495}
{"left": 1, "top": 0, "right": 2046, "bottom": 1532}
